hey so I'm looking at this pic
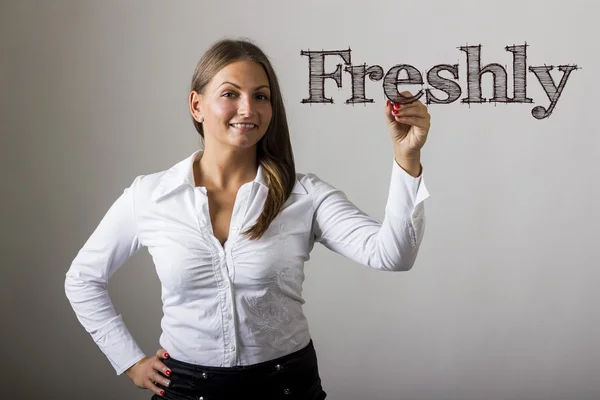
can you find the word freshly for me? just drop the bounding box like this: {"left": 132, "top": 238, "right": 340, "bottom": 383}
{"left": 300, "top": 44, "right": 579, "bottom": 119}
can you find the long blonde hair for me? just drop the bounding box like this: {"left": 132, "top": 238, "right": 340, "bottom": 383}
{"left": 190, "top": 38, "right": 296, "bottom": 240}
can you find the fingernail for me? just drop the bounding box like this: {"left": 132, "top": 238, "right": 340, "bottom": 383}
{"left": 392, "top": 109, "right": 398, "bottom": 114}
{"left": 166, "top": 369, "right": 171, "bottom": 376}
{"left": 393, "top": 103, "right": 401, "bottom": 109}
{"left": 160, "top": 390, "right": 165, "bottom": 396}
{"left": 164, "top": 379, "right": 171, "bottom": 387}
{"left": 164, "top": 352, "right": 169, "bottom": 358}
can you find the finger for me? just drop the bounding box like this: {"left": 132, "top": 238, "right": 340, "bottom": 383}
{"left": 154, "top": 349, "right": 172, "bottom": 377}
{"left": 384, "top": 99, "right": 395, "bottom": 124}
{"left": 391, "top": 103, "right": 426, "bottom": 122}
{"left": 152, "top": 358, "right": 171, "bottom": 378}
{"left": 393, "top": 99, "right": 429, "bottom": 114}
{"left": 393, "top": 115, "right": 430, "bottom": 130}
{"left": 150, "top": 371, "right": 172, "bottom": 389}
{"left": 392, "top": 107, "right": 429, "bottom": 118}
{"left": 156, "top": 349, "right": 170, "bottom": 360}
{"left": 387, "top": 97, "right": 428, "bottom": 123}
{"left": 145, "top": 378, "right": 166, "bottom": 397}
{"left": 399, "top": 91, "right": 425, "bottom": 107}
{"left": 387, "top": 99, "right": 421, "bottom": 121}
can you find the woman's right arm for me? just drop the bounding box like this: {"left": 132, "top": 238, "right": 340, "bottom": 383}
{"left": 64, "top": 175, "right": 146, "bottom": 376}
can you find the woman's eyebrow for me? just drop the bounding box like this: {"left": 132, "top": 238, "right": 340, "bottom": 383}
{"left": 218, "top": 81, "right": 270, "bottom": 91}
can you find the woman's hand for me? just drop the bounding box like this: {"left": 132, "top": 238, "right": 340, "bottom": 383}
{"left": 125, "top": 349, "right": 172, "bottom": 397}
{"left": 385, "top": 91, "right": 431, "bottom": 156}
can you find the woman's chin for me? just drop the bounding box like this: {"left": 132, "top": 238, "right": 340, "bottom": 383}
{"left": 227, "top": 131, "right": 265, "bottom": 148}
{"left": 222, "top": 137, "right": 258, "bottom": 150}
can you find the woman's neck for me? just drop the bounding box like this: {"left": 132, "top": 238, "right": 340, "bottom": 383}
{"left": 194, "top": 146, "right": 258, "bottom": 191}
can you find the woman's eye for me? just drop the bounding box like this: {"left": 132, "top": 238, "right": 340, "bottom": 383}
{"left": 222, "top": 92, "right": 269, "bottom": 100}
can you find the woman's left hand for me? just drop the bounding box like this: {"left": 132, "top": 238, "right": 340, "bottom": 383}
{"left": 385, "top": 91, "right": 431, "bottom": 155}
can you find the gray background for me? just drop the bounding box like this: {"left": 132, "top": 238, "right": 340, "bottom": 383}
{"left": 2, "top": 1, "right": 599, "bottom": 399}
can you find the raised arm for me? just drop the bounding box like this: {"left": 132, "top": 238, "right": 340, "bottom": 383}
{"left": 311, "top": 91, "right": 431, "bottom": 271}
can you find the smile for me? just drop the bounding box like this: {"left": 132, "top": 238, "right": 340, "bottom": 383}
{"left": 230, "top": 123, "right": 257, "bottom": 129}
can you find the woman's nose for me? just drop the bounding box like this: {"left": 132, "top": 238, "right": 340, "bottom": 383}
{"left": 237, "top": 96, "right": 255, "bottom": 116}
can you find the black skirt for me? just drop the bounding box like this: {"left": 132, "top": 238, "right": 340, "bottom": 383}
{"left": 151, "top": 340, "right": 327, "bottom": 400}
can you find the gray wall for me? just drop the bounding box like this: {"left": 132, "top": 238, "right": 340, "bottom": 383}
{"left": 3, "top": 1, "right": 599, "bottom": 399}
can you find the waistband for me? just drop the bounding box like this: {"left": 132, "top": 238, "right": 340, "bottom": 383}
{"left": 165, "top": 340, "right": 317, "bottom": 377}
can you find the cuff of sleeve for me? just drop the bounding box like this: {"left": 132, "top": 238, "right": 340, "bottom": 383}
{"left": 386, "top": 158, "right": 430, "bottom": 218}
{"left": 93, "top": 315, "right": 147, "bottom": 375}
{"left": 116, "top": 354, "right": 147, "bottom": 376}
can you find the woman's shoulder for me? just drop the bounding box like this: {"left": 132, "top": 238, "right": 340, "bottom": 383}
{"left": 125, "top": 166, "right": 176, "bottom": 204}
{"left": 131, "top": 170, "right": 167, "bottom": 188}
{"left": 128, "top": 152, "right": 198, "bottom": 202}
{"left": 294, "top": 171, "right": 338, "bottom": 195}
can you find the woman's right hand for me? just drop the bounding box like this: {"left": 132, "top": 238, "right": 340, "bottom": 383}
{"left": 125, "top": 349, "right": 172, "bottom": 396}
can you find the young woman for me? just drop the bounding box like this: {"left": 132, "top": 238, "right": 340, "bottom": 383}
{"left": 65, "top": 38, "right": 431, "bottom": 399}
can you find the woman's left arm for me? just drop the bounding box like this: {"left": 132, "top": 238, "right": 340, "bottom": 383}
{"left": 310, "top": 92, "right": 431, "bottom": 271}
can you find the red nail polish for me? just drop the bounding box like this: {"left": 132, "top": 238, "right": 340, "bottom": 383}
{"left": 393, "top": 103, "right": 401, "bottom": 109}
{"left": 164, "top": 352, "right": 169, "bottom": 358}
{"left": 160, "top": 390, "right": 165, "bottom": 395}
{"left": 166, "top": 369, "right": 171, "bottom": 376}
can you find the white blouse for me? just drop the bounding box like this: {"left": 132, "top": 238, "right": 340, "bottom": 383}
{"left": 65, "top": 150, "right": 430, "bottom": 375}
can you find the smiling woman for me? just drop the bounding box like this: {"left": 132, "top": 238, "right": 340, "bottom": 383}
{"left": 64, "top": 38, "right": 431, "bottom": 400}
{"left": 191, "top": 61, "right": 273, "bottom": 149}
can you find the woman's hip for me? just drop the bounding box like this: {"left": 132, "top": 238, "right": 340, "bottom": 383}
{"left": 152, "top": 340, "right": 327, "bottom": 400}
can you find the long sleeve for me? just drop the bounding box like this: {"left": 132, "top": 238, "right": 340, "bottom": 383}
{"left": 64, "top": 176, "right": 146, "bottom": 375}
{"left": 310, "top": 159, "right": 430, "bottom": 271}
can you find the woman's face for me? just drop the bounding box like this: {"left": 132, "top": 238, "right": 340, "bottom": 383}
{"left": 192, "top": 60, "right": 273, "bottom": 151}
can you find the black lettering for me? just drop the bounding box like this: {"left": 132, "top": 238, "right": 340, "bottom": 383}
{"left": 529, "top": 65, "right": 579, "bottom": 119}
{"left": 300, "top": 49, "right": 352, "bottom": 104}
{"left": 505, "top": 44, "right": 533, "bottom": 103}
{"left": 383, "top": 64, "right": 424, "bottom": 104}
{"left": 425, "top": 64, "right": 462, "bottom": 105}
{"left": 460, "top": 44, "right": 509, "bottom": 103}
{"left": 344, "top": 63, "right": 384, "bottom": 104}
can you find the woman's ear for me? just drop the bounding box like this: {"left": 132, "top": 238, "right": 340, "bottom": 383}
{"left": 189, "top": 90, "right": 203, "bottom": 122}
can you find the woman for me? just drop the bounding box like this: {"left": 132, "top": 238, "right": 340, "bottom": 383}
{"left": 65, "top": 38, "right": 431, "bottom": 399}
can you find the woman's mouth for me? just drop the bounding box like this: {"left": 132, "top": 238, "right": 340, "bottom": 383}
{"left": 230, "top": 123, "right": 258, "bottom": 132}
